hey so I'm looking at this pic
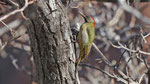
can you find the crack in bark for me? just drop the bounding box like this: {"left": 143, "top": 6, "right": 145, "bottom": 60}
{"left": 30, "top": 19, "right": 46, "bottom": 83}
{"left": 46, "top": 2, "right": 57, "bottom": 13}
{"left": 56, "top": 60, "right": 63, "bottom": 84}
{"left": 37, "top": 7, "right": 56, "bottom": 34}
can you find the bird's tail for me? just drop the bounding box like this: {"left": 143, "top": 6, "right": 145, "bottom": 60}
{"left": 76, "top": 45, "right": 92, "bottom": 66}
{"left": 76, "top": 56, "right": 82, "bottom": 65}
{"left": 76, "top": 48, "right": 84, "bottom": 66}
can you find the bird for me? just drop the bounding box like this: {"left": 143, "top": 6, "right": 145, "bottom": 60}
{"left": 76, "top": 12, "right": 95, "bottom": 65}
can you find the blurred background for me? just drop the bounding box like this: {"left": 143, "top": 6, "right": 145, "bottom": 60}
{"left": 0, "top": 0, "right": 150, "bottom": 84}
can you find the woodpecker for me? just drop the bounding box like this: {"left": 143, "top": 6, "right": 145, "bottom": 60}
{"left": 76, "top": 13, "right": 95, "bottom": 65}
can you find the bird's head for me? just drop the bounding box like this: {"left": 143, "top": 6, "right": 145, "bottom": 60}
{"left": 84, "top": 16, "right": 95, "bottom": 23}
{"left": 79, "top": 12, "right": 95, "bottom": 27}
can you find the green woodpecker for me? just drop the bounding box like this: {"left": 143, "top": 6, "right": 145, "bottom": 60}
{"left": 76, "top": 13, "right": 95, "bottom": 65}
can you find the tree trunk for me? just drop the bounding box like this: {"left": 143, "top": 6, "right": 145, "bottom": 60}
{"left": 16, "top": 0, "right": 80, "bottom": 84}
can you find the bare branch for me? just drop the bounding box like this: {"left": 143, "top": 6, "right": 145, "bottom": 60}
{"left": 0, "top": 0, "right": 36, "bottom": 21}
{"left": 139, "top": 73, "right": 146, "bottom": 83}
{"left": 118, "top": 0, "right": 150, "bottom": 25}
{"left": 0, "top": 20, "right": 14, "bottom": 36}
{"left": 0, "top": 28, "right": 27, "bottom": 52}
{"left": 80, "top": 63, "right": 128, "bottom": 84}
{"left": 107, "top": 8, "right": 124, "bottom": 27}
{"left": 8, "top": 0, "right": 19, "bottom": 8}
{"left": 92, "top": 43, "right": 113, "bottom": 66}
{"left": 9, "top": 55, "right": 19, "bottom": 70}
{"left": 0, "top": 19, "right": 23, "bottom": 36}
{"left": 110, "top": 41, "right": 150, "bottom": 55}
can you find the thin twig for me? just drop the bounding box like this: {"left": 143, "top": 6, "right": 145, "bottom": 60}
{"left": 110, "top": 41, "right": 150, "bottom": 55}
{"left": 139, "top": 73, "right": 145, "bottom": 83}
{"left": 118, "top": 0, "right": 150, "bottom": 24}
{"left": 8, "top": 0, "right": 19, "bottom": 8}
{"left": 0, "top": 19, "right": 24, "bottom": 36}
{"left": 0, "top": 0, "right": 36, "bottom": 21}
{"left": 0, "top": 19, "right": 15, "bottom": 36}
{"left": 79, "top": 63, "right": 128, "bottom": 84}
{"left": 92, "top": 43, "right": 113, "bottom": 67}
{"left": 0, "top": 31, "right": 27, "bottom": 52}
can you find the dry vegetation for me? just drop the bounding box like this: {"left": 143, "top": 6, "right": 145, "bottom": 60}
{"left": 0, "top": 0, "right": 150, "bottom": 84}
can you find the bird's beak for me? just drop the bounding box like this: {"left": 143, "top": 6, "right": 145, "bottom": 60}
{"left": 79, "top": 12, "right": 87, "bottom": 21}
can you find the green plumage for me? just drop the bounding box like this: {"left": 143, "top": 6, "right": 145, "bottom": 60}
{"left": 77, "top": 18, "right": 95, "bottom": 65}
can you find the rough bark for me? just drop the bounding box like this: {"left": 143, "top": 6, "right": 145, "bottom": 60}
{"left": 16, "top": 0, "right": 80, "bottom": 84}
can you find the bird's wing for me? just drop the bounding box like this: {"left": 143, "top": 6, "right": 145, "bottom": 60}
{"left": 76, "top": 24, "right": 89, "bottom": 64}
{"left": 86, "top": 23, "right": 95, "bottom": 44}
{"left": 77, "top": 24, "right": 89, "bottom": 47}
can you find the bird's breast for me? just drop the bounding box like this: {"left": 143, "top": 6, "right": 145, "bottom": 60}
{"left": 81, "top": 30, "right": 89, "bottom": 44}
